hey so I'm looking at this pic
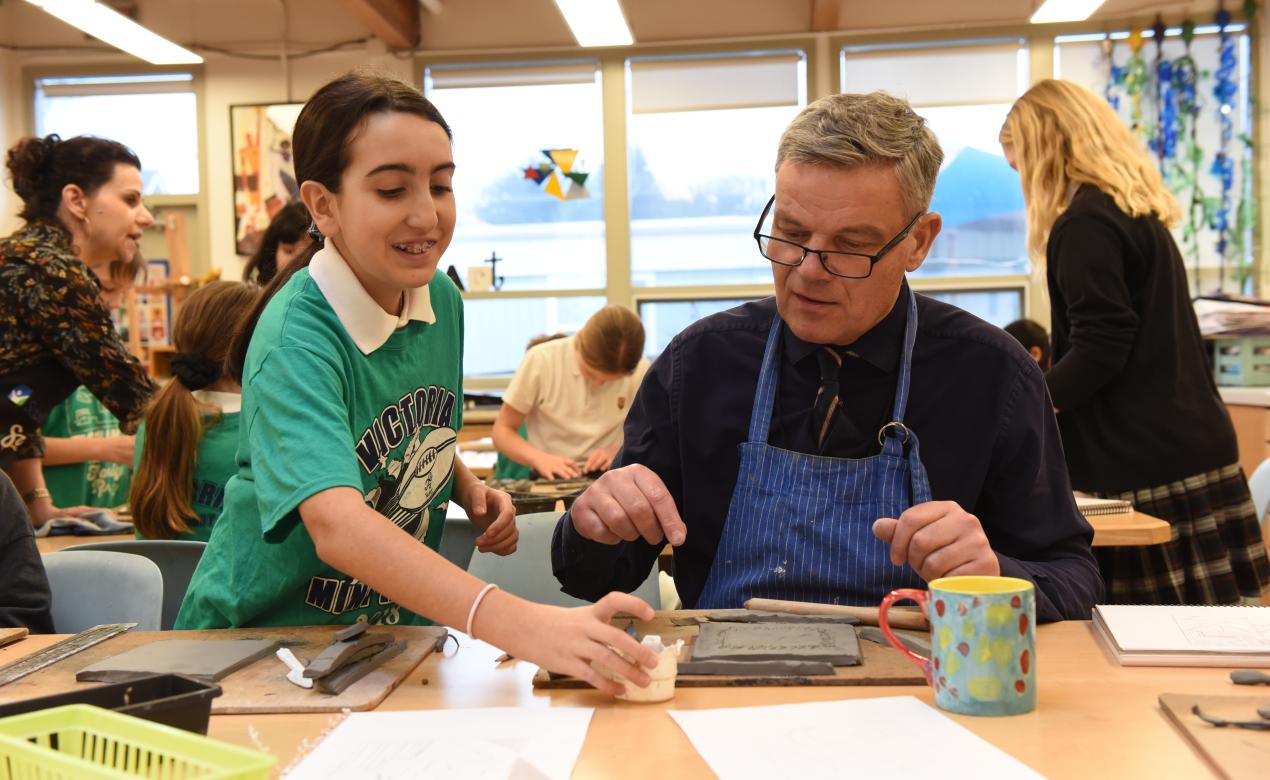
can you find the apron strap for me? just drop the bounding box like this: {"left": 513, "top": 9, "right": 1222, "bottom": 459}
{"left": 746, "top": 314, "right": 784, "bottom": 443}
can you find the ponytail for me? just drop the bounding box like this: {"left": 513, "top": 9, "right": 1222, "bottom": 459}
{"left": 129, "top": 381, "right": 209, "bottom": 539}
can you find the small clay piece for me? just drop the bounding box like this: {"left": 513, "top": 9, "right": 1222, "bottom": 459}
{"left": 334, "top": 623, "right": 367, "bottom": 642}
{"left": 704, "top": 610, "right": 860, "bottom": 625}
{"left": 691, "top": 623, "right": 860, "bottom": 666}
{"left": 613, "top": 635, "right": 682, "bottom": 703}
{"left": 314, "top": 640, "right": 406, "bottom": 695}
{"left": 856, "top": 626, "right": 932, "bottom": 657}
{"left": 303, "top": 633, "right": 393, "bottom": 679}
{"left": 76, "top": 639, "right": 279, "bottom": 683}
{"left": 678, "top": 659, "right": 835, "bottom": 676}
{"left": 1230, "top": 669, "right": 1270, "bottom": 686}
{"left": 669, "top": 617, "right": 703, "bottom": 627}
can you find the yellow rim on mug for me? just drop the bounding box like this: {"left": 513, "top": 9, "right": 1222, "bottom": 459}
{"left": 927, "top": 576, "right": 1034, "bottom": 595}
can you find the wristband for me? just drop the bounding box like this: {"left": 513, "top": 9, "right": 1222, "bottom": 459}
{"left": 21, "top": 487, "right": 51, "bottom": 504}
{"left": 466, "top": 583, "right": 500, "bottom": 640}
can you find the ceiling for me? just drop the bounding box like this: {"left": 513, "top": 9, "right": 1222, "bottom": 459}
{"left": 0, "top": 0, "right": 1230, "bottom": 54}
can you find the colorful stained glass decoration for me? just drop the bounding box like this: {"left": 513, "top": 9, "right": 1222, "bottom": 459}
{"left": 521, "top": 149, "right": 591, "bottom": 200}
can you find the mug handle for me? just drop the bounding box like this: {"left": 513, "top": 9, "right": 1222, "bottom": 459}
{"left": 879, "top": 588, "right": 932, "bottom": 685}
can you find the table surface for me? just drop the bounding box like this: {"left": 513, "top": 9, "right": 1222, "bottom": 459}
{"left": 1, "top": 620, "right": 1259, "bottom": 778}
{"left": 36, "top": 532, "right": 134, "bottom": 553}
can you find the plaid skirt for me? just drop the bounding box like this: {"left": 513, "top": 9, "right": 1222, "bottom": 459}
{"left": 1093, "top": 463, "right": 1270, "bottom": 604}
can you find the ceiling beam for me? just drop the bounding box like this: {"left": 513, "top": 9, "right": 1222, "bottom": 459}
{"left": 339, "top": 0, "right": 420, "bottom": 48}
{"left": 811, "top": 0, "right": 839, "bottom": 32}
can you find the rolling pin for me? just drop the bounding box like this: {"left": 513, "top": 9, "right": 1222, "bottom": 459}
{"left": 744, "top": 598, "right": 930, "bottom": 631}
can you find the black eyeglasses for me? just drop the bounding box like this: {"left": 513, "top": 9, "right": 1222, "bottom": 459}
{"left": 753, "top": 195, "right": 924, "bottom": 280}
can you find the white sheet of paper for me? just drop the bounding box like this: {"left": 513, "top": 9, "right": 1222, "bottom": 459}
{"left": 668, "top": 696, "right": 1043, "bottom": 780}
{"left": 284, "top": 707, "right": 593, "bottom": 780}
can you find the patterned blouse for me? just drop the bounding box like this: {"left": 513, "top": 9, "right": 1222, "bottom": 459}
{"left": 0, "top": 220, "right": 154, "bottom": 461}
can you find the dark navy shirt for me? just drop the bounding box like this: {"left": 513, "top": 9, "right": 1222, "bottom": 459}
{"left": 552, "top": 284, "right": 1104, "bottom": 622}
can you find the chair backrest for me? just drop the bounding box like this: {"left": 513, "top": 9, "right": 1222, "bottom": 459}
{"left": 62, "top": 541, "right": 206, "bottom": 630}
{"left": 1250, "top": 458, "right": 1270, "bottom": 534}
{"left": 437, "top": 504, "right": 480, "bottom": 571}
{"left": 466, "top": 512, "right": 660, "bottom": 609}
{"left": 41, "top": 550, "right": 163, "bottom": 633}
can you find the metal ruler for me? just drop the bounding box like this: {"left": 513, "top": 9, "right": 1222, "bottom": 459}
{"left": 0, "top": 623, "right": 135, "bottom": 687}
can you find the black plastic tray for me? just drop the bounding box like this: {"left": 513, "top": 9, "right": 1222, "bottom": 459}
{"left": 0, "top": 673, "right": 222, "bottom": 734}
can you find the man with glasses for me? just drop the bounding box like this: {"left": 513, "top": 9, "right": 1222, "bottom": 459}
{"left": 552, "top": 92, "right": 1102, "bottom": 622}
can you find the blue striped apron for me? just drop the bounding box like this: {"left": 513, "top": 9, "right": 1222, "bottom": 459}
{"left": 695, "top": 292, "right": 929, "bottom": 608}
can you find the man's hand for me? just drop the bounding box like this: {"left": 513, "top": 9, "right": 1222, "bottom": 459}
{"left": 872, "top": 500, "right": 1000, "bottom": 581}
{"left": 461, "top": 483, "right": 518, "bottom": 556}
{"left": 583, "top": 445, "right": 619, "bottom": 474}
{"left": 570, "top": 464, "right": 686, "bottom": 547}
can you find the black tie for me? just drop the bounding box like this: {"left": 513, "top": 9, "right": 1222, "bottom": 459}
{"left": 813, "top": 347, "right": 843, "bottom": 451}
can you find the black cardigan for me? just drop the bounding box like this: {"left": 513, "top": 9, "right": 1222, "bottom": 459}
{"left": 1045, "top": 184, "right": 1237, "bottom": 493}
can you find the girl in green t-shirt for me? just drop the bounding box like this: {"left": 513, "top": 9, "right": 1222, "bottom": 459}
{"left": 177, "top": 71, "right": 657, "bottom": 696}
{"left": 130, "top": 281, "right": 256, "bottom": 542}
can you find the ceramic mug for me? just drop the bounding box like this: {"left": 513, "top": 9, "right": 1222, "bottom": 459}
{"left": 879, "top": 575, "right": 1036, "bottom": 716}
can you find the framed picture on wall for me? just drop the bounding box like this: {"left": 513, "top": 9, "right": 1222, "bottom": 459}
{"left": 229, "top": 102, "right": 304, "bottom": 256}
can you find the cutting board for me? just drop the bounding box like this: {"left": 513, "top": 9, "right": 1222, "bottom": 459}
{"left": 1159, "top": 693, "right": 1270, "bottom": 780}
{"left": 533, "top": 615, "right": 926, "bottom": 688}
{"left": 0, "top": 628, "right": 27, "bottom": 650}
{"left": 0, "top": 625, "right": 447, "bottom": 714}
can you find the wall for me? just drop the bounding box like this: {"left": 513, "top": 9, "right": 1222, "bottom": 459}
{"left": 0, "top": 50, "right": 23, "bottom": 237}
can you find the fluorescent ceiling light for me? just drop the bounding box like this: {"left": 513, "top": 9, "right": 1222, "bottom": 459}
{"left": 553, "top": 0, "right": 633, "bottom": 47}
{"left": 25, "top": 0, "right": 203, "bottom": 64}
{"left": 1030, "top": 0, "right": 1106, "bottom": 24}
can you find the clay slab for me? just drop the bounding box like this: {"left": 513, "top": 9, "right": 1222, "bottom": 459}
{"left": 76, "top": 639, "right": 279, "bottom": 682}
{"left": 691, "top": 623, "right": 860, "bottom": 665}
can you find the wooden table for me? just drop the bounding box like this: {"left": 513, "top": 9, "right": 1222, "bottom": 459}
{"left": 36, "top": 532, "right": 133, "bottom": 554}
{"left": 0, "top": 620, "right": 1253, "bottom": 778}
{"left": 1088, "top": 511, "right": 1172, "bottom": 547}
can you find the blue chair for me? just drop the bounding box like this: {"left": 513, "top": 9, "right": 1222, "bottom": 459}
{"left": 63, "top": 540, "right": 206, "bottom": 630}
{"left": 467, "top": 512, "right": 660, "bottom": 609}
{"left": 42, "top": 551, "right": 163, "bottom": 632}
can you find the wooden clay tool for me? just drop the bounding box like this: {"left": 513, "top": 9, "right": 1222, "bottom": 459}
{"left": 744, "top": 598, "right": 930, "bottom": 631}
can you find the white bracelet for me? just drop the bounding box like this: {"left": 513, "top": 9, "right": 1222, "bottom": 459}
{"left": 466, "top": 583, "right": 499, "bottom": 639}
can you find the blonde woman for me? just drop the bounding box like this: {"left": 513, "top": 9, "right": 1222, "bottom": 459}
{"left": 1001, "top": 79, "right": 1269, "bottom": 605}
{"left": 494, "top": 305, "right": 649, "bottom": 479}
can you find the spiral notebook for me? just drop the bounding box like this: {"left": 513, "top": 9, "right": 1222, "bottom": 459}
{"left": 1074, "top": 495, "right": 1134, "bottom": 517}
{"left": 1092, "top": 604, "right": 1270, "bottom": 667}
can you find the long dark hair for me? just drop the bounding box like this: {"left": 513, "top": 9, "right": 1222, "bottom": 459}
{"left": 227, "top": 70, "right": 452, "bottom": 382}
{"left": 242, "top": 201, "right": 311, "bottom": 284}
{"left": 6, "top": 134, "right": 142, "bottom": 223}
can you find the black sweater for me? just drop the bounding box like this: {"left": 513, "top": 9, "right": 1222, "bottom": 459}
{"left": 1046, "top": 185, "right": 1237, "bottom": 493}
{"left": 0, "top": 471, "right": 54, "bottom": 633}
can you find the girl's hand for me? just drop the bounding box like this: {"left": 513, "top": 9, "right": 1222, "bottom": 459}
{"left": 461, "top": 483, "right": 518, "bottom": 555}
{"left": 534, "top": 453, "right": 582, "bottom": 480}
{"left": 507, "top": 592, "right": 658, "bottom": 697}
{"left": 583, "top": 445, "right": 619, "bottom": 474}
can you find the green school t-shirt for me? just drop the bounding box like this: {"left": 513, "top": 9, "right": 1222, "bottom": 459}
{"left": 133, "top": 410, "right": 240, "bottom": 543}
{"left": 176, "top": 268, "right": 463, "bottom": 629}
{"left": 42, "top": 386, "right": 132, "bottom": 508}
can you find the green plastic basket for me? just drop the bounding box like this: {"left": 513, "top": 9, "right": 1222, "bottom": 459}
{"left": 0, "top": 704, "right": 275, "bottom": 779}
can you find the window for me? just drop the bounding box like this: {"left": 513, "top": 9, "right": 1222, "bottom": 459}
{"left": 33, "top": 73, "right": 199, "bottom": 195}
{"left": 425, "top": 62, "right": 606, "bottom": 292}
{"left": 627, "top": 53, "right": 806, "bottom": 287}
{"left": 637, "top": 298, "right": 756, "bottom": 358}
{"left": 923, "top": 289, "right": 1022, "bottom": 328}
{"left": 463, "top": 295, "right": 607, "bottom": 378}
{"left": 1054, "top": 26, "right": 1253, "bottom": 293}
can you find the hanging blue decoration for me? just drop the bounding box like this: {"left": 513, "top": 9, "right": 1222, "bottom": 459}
{"left": 1102, "top": 36, "right": 1123, "bottom": 110}
{"left": 1210, "top": 5, "right": 1237, "bottom": 289}
{"left": 1171, "top": 21, "right": 1205, "bottom": 294}
{"left": 1148, "top": 17, "right": 1178, "bottom": 168}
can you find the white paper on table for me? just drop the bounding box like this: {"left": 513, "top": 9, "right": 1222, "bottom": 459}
{"left": 668, "top": 696, "right": 1043, "bottom": 780}
{"left": 285, "top": 707, "right": 594, "bottom": 780}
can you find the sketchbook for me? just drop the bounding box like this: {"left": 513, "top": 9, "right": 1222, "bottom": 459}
{"left": 1092, "top": 604, "right": 1270, "bottom": 667}
{"left": 1074, "top": 495, "right": 1134, "bottom": 517}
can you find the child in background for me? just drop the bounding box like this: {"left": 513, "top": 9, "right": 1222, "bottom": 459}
{"left": 494, "top": 306, "right": 649, "bottom": 479}
{"left": 1004, "top": 318, "right": 1051, "bottom": 370}
{"left": 130, "top": 281, "right": 257, "bottom": 541}
{"left": 176, "top": 71, "right": 656, "bottom": 695}
{"left": 492, "top": 332, "right": 566, "bottom": 481}
{"left": 241, "top": 202, "right": 313, "bottom": 285}
{"left": 41, "top": 252, "right": 146, "bottom": 513}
